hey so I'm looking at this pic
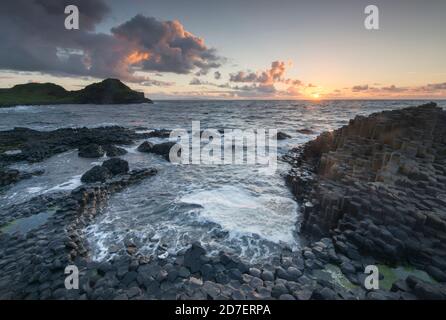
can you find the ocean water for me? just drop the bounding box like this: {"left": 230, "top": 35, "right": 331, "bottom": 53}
{"left": 1, "top": 100, "right": 445, "bottom": 263}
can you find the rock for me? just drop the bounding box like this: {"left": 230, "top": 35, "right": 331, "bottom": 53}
{"left": 293, "top": 287, "right": 313, "bottom": 300}
{"left": 203, "top": 281, "right": 221, "bottom": 300}
{"left": 0, "top": 168, "right": 43, "bottom": 187}
{"left": 231, "top": 290, "right": 246, "bottom": 300}
{"left": 286, "top": 103, "right": 446, "bottom": 274}
{"left": 276, "top": 131, "right": 291, "bottom": 140}
{"left": 102, "top": 158, "right": 129, "bottom": 175}
{"left": 126, "top": 287, "right": 141, "bottom": 299}
{"left": 151, "top": 142, "right": 178, "bottom": 161}
{"left": 279, "top": 294, "right": 296, "bottom": 300}
{"left": 271, "top": 283, "right": 288, "bottom": 298}
{"left": 340, "top": 261, "right": 356, "bottom": 275}
{"left": 228, "top": 268, "right": 242, "bottom": 280}
{"left": 78, "top": 144, "right": 105, "bottom": 158}
{"left": 249, "top": 268, "right": 261, "bottom": 278}
{"left": 261, "top": 270, "right": 275, "bottom": 282}
{"left": 183, "top": 242, "right": 206, "bottom": 273}
{"left": 412, "top": 281, "right": 445, "bottom": 300}
{"left": 148, "top": 129, "right": 171, "bottom": 138}
{"left": 312, "top": 287, "right": 338, "bottom": 300}
{"left": 286, "top": 267, "right": 302, "bottom": 281}
{"left": 201, "top": 264, "right": 215, "bottom": 280}
{"left": 81, "top": 165, "right": 111, "bottom": 183}
{"left": 297, "top": 128, "right": 315, "bottom": 135}
{"left": 137, "top": 141, "right": 154, "bottom": 153}
{"left": 178, "top": 267, "right": 191, "bottom": 278}
{"left": 103, "top": 144, "right": 127, "bottom": 157}
{"left": 249, "top": 277, "right": 263, "bottom": 289}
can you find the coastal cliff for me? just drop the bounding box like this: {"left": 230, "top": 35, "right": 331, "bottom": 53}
{"left": 0, "top": 79, "right": 152, "bottom": 107}
{"left": 286, "top": 102, "right": 446, "bottom": 282}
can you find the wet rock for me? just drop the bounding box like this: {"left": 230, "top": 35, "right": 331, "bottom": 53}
{"left": 261, "top": 270, "right": 275, "bottom": 282}
{"left": 183, "top": 242, "right": 206, "bottom": 273}
{"left": 279, "top": 294, "right": 295, "bottom": 300}
{"left": 271, "top": 283, "right": 288, "bottom": 298}
{"left": 102, "top": 158, "right": 129, "bottom": 175}
{"left": 80, "top": 165, "right": 111, "bottom": 183}
{"left": 200, "top": 264, "right": 215, "bottom": 280}
{"left": 137, "top": 141, "right": 154, "bottom": 153}
{"left": 103, "top": 145, "right": 127, "bottom": 157}
{"left": 147, "top": 129, "right": 172, "bottom": 138}
{"left": 312, "top": 287, "right": 338, "bottom": 300}
{"left": 276, "top": 131, "right": 291, "bottom": 140}
{"left": 293, "top": 287, "right": 313, "bottom": 300}
{"left": 249, "top": 267, "right": 261, "bottom": 278}
{"left": 297, "top": 128, "right": 315, "bottom": 135}
{"left": 286, "top": 103, "right": 446, "bottom": 281}
{"left": 78, "top": 144, "right": 105, "bottom": 158}
{"left": 178, "top": 266, "right": 191, "bottom": 278}
{"left": 249, "top": 277, "right": 263, "bottom": 289}
{"left": 406, "top": 276, "right": 446, "bottom": 300}
{"left": 150, "top": 142, "right": 178, "bottom": 160}
{"left": 0, "top": 168, "right": 44, "bottom": 187}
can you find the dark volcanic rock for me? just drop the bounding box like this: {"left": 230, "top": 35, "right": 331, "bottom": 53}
{"left": 81, "top": 166, "right": 111, "bottom": 183}
{"left": 151, "top": 142, "right": 177, "bottom": 158}
{"left": 0, "top": 126, "right": 146, "bottom": 164}
{"left": 103, "top": 144, "right": 127, "bottom": 157}
{"left": 102, "top": 158, "right": 129, "bottom": 175}
{"left": 184, "top": 242, "right": 206, "bottom": 273}
{"left": 0, "top": 168, "right": 44, "bottom": 187}
{"left": 147, "top": 129, "right": 171, "bottom": 138}
{"left": 286, "top": 102, "right": 446, "bottom": 281}
{"left": 276, "top": 131, "right": 292, "bottom": 140}
{"left": 137, "top": 141, "right": 178, "bottom": 161}
{"left": 137, "top": 141, "right": 154, "bottom": 153}
{"left": 297, "top": 128, "right": 315, "bottom": 135}
{"left": 78, "top": 144, "right": 105, "bottom": 158}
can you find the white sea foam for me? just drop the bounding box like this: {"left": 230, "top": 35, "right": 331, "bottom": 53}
{"left": 180, "top": 185, "right": 298, "bottom": 245}
{"left": 44, "top": 175, "right": 82, "bottom": 193}
{"left": 0, "top": 105, "right": 42, "bottom": 113}
{"left": 26, "top": 186, "right": 44, "bottom": 194}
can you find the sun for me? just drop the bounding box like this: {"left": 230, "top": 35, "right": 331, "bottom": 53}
{"left": 311, "top": 93, "right": 320, "bottom": 99}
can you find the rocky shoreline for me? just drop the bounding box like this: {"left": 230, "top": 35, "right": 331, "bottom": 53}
{"left": 286, "top": 102, "right": 446, "bottom": 298}
{"left": 0, "top": 104, "right": 445, "bottom": 300}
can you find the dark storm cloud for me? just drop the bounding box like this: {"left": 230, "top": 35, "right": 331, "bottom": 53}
{"left": 111, "top": 15, "right": 221, "bottom": 75}
{"left": 0, "top": 1, "right": 221, "bottom": 83}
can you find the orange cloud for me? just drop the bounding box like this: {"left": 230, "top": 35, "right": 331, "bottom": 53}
{"left": 125, "top": 51, "right": 150, "bottom": 65}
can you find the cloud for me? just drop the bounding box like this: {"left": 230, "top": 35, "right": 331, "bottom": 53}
{"left": 349, "top": 82, "right": 446, "bottom": 96}
{"left": 111, "top": 15, "right": 221, "bottom": 75}
{"left": 0, "top": 1, "right": 221, "bottom": 84}
{"left": 229, "top": 61, "right": 288, "bottom": 84}
{"left": 423, "top": 82, "right": 446, "bottom": 91}
{"left": 352, "top": 84, "right": 369, "bottom": 92}
{"left": 228, "top": 60, "right": 303, "bottom": 97}
{"left": 214, "top": 71, "right": 222, "bottom": 80}
{"left": 189, "top": 77, "right": 206, "bottom": 85}
{"left": 380, "top": 85, "right": 407, "bottom": 92}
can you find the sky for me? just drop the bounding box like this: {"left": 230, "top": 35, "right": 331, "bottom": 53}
{"left": 0, "top": 0, "right": 445, "bottom": 99}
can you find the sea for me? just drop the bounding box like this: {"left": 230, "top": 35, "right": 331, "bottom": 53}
{"left": 1, "top": 100, "right": 444, "bottom": 264}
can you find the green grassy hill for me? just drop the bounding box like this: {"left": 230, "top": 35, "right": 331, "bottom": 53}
{"left": 0, "top": 79, "right": 152, "bottom": 107}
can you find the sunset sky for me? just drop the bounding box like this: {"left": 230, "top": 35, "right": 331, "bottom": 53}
{"left": 0, "top": 0, "right": 445, "bottom": 99}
